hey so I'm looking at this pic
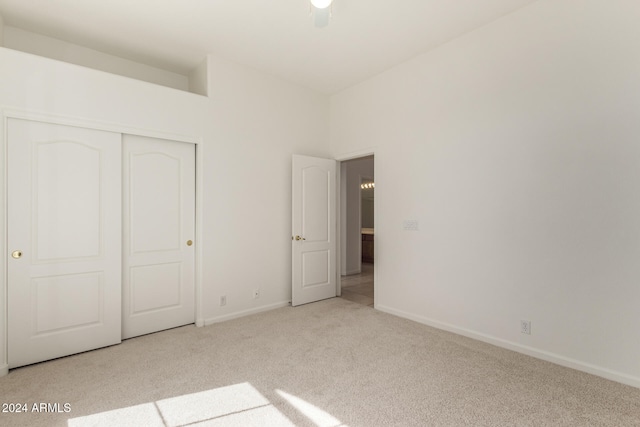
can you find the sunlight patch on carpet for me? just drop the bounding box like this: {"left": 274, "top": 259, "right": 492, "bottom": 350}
{"left": 276, "top": 389, "right": 346, "bottom": 427}
{"left": 67, "top": 382, "right": 295, "bottom": 427}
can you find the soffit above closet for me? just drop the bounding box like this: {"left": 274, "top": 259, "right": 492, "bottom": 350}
{"left": 0, "top": 0, "right": 537, "bottom": 94}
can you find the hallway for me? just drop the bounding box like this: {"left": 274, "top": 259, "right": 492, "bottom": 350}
{"left": 339, "top": 262, "right": 374, "bottom": 307}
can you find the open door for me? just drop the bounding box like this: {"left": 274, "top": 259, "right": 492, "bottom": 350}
{"left": 291, "top": 155, "right": 337, "bottom": 306}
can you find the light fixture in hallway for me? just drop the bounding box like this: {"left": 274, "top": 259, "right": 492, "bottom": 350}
{"left": 361, "top": 182, "right": 375, "bottom": 190}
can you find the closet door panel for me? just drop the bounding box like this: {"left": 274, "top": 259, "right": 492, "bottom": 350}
{"left": 122, "top": 135, "right": 195, "bottom": 339}
{"left": 7, "top": 119, "right": 122, "bottom": 368}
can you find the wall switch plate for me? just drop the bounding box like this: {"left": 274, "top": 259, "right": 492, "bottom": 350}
{"left": 403, "top": 220, "right": 419, "bottom": 231}
{"left": 521, "top": 320, "right": 531, "bottom": 335}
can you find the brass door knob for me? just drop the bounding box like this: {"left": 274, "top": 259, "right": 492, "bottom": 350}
{"left": 11, "top": 250, "right": 22, "bottom": 259}
{"left": 186, "top": 240, "right": 193, "bottom": 246}
{"left": 294, "top": 236, "right": 306, "bottom": 241}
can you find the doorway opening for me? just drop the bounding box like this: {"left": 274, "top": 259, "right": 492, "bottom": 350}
{"left": 339, "top": 155, "right": 374, "bottom": 307}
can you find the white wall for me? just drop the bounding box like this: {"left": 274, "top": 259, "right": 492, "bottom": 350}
{"left": 202, "top": 54, "right": 331, "bottom": 323}
{"left": 330, "top": 0, "right": 640, "bottom": 387}
{"left": 189, "top": 57, "right": 209, "bottom": 97}
{"left": 3, "top": 27, "right": 190, "bottom": 91}
{"left": 0, "top": 47, "right": 330, "bottom": 373}
{"left": 341, "top": 157, "right": 374, "bottom": 275}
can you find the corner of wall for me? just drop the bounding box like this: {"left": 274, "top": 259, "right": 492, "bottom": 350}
{"left": 204, "top": 301, "right": 291, "bottom": 326}
{"left": 188, "top": 55, "right": 210, "bottom": 97}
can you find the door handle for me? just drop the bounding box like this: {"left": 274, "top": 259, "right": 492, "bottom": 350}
{"left": 186, "top": 240, "right": 193, "bottom": 246}
{"left": 294, "top": 236, "right": 306, "bottom": 241}
{"left": 11, "top": 250, "right": 22, "bottom": 259}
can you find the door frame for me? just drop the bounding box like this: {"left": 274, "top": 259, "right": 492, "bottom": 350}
{"left": 359, "top": 174, "right": 374, "bottom": 264}
{"left": 335, "top": 149, "right": 377, "bottom": 304}
{"left": 0, "top": 109, "right": 205, "bottom": 376}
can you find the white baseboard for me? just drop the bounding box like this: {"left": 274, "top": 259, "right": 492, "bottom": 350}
{"left": 0, "top": 364, "right": 8, "bottom": 377}
{"left": 376, "top": 304, "right": 640, "bottom": 390}
{"left": 203, "top": 301, "right": 290, "bottom": 326}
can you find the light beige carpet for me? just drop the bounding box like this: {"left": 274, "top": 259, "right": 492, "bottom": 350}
{"left": 0, "top": 298, "right": 639, "bottom": 426}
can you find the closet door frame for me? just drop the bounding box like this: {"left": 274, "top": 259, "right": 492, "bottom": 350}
{"left": 0, "top": 110, "right": 205, "bottom": 376}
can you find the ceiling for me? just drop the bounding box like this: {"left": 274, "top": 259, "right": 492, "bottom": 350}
{"left": 0, "top": 0, "right": 537, "bottom": 94}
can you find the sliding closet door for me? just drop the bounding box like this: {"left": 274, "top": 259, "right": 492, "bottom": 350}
{"left": 7, "top": 119, "right": 122, "bottom": 368}
{"left": 122, "top": 135, "right": 195, "bottom": 339}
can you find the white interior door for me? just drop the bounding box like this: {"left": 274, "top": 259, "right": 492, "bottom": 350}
{"left": 8, "top": 119, "right": 122, "bottom": 368}
{"left": 291, "top": 154, "right": 337, "bottom": 306}
{"left": 122, "top": 135, "right": 195, "bottom": 339}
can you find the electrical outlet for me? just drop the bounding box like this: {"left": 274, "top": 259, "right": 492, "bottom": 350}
{"left": 220, "top": 295, "right": 227, "bottom": 307}
{"left": 253, "top": 289, "right": 260, "bottom": 299}
{"left": 521, "top": 320, "right": 531, "bottom": 335}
